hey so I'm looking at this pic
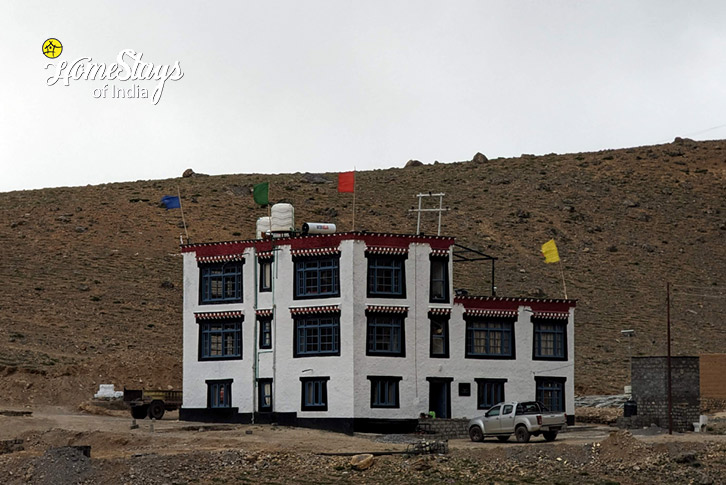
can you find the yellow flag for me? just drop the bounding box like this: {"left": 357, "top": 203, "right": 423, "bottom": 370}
{"left": 541, "top": 239, "right": 560, "bottom": 263}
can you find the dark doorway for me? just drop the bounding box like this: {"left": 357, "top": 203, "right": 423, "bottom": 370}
{"left": 426, "top": 377, "right": 453, "bottom": 419}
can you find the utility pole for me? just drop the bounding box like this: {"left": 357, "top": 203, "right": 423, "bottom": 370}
{"left": 667, "top": 282, "right": 673, "bottom": 435}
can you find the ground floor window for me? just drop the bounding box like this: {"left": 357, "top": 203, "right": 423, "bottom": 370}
{"left": 475, "top": 378, "right": 506, "bottom": 409}
{"left": 258, "top": 378, "right": 272, "bottom": 412}
{"left": 300, "top": 377, "right": 329, "bottom": 411}
{"left": 207, "top": 379, "right": 232, "bottom": 408}
{"left": 535, "top": 376, "right": 566, "bottom": 412}
{"left": 368, "top": 376, "right": 402, "bottom": 408}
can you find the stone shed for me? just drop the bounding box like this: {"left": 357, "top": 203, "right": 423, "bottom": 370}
{"left": 630, "top": 356, "right": 700, "bottom": 432}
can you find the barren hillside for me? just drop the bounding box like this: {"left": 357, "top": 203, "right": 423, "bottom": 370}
{"left": 1, "top": 138, "right": 724, "bottom": 406}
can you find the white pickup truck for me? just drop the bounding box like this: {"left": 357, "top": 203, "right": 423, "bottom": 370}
{"left": 468, "top": 401, "right": 567, "bottom": 443}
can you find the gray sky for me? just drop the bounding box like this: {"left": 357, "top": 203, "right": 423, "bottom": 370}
{"left": 3, "top": 1, "right": 726, "bottom": 192}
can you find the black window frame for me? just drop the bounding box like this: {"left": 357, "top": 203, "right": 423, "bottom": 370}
{"left": 199, "top": 261, "right": 244, "bottom": 305}
{"left": 429, "top": 256, "right": 449, "bottom": 303}
{"left": 259, "top": 259, "right": 272, "bottom": 292}
{"left": 258, "top": 316, "right": 272, "bottom": 350}
{"left": 294, "top": 313, "right": 341, "bottom": 357}
{"left": 535, "top": 376, "right": 566, "bottom": 412}
{"left": 465, "top": 317, "right": 516, "bottom": 359}
{"left": 532, "top": 319, "right": 568, "bottom": 361}
{"left": 366, "top": 254, "right": 407, "bottom": 298}
{"left": 366, "top": 312, "right": 406, "bottom": 357}
{"left": 258, "top": 378, "right": 273, "bottom": 412}
{"left": 429, "top": 314, "right": 449, "bottom": 358}
{"left": 207, "top": 379, "right": 232, "bottom": 409}
{"left": 198, "top": 318, "right": 243, "bottom": 361}
{"left": 300, "top": 376, "right": 329, "bottom": 411}
{"left": 475, "top": 378, "right": 507, "bottom": 410}
{"left": 293, "top": 255, "right": 341, "bottom": 300}
{"left": 368, "top": 376, "right": 402, "bottom": 408}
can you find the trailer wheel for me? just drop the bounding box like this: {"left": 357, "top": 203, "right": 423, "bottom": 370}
{"left": 131, "top": 405, "right": 148, "bottom": 420}
{"left": 147, "top": 400, "right": 165, "bottom": 420}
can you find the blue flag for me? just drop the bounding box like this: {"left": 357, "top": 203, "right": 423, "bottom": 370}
{"left": 161, "top": 195, "right": 181, "bottom": 209}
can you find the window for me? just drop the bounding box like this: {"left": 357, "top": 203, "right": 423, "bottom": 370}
{"left": 207, "top": 379, "right": 232, "bottom": 408}
{"left": 294, "top": 257, "right": 340, "bottom": 299}
{"left": 429, "top": 257, "right": 449, "bottom": 303}
{"left": 535, "top": 377, "right": 566, "bottom": 412}
{"left": 430, "top": 315, "right": 449, "bottom": 358}
{"left": 294, "top": 314, "right": 340, "bottom": 357}
{"left": 458, "top": 383, "right": 471, "bottom": 397}
{"left": 258, "top": 378, "right": 272, "bottom": 412}
{"left": 476, "top": 378, "right": 506, "bottom": 409}
{"left": 366, "top": 314, "right": 405, "bottom": 357}
{"left": 259, "top": 260, "right": 272, "bottom": 292}
{"left": 367, "top": 255, "right": 406, "bottom": 297}
{"left": 258, "top": 317, "right": 272, "bottom": 350}
{"left": 466, "top": 318, "right": 515, "bottom": 358}
{"left": 199, "top": 319, "right": 242, "bottom": 360}
{"left": 533, "top": 320, "right": 567, "bottom": 360}
{"left": 199, "top": 262, "right": 243, "bottom": 304}
{"left": 368, "top": 376, "right": 402, "bottom": 408}
{"left": 300, "top": 377, "right": 329, "bottom": 411}
{"left": 485, "top": 405, "right": 501, "bottom": 417}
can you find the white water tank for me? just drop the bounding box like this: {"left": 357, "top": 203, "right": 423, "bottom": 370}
{"left": 270, "top": 203, "right": 295, "bottom": 232}
{"left": 256, "top": 216, "right": 271, "bottom": 239}
{"left": 302, "top": 222, "right": 336, "bottom": 235}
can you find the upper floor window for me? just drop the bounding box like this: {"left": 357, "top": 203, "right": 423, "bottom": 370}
{"left": 366, "top": 313, "right": 405, "bottom": 357}
{"left": 430, "top": 315, "right": 449, "bottom": 358}
{"left": 367, "top": 255, "right": 406, "bottom": 298}
{"left": 465, "top": 318, "right": 515, "bottom": 359}
{"left": 199, "top": 319, "right": 242, "bottom": 360}
{"left": 533, "top": 319, "right": 567, "bottom": 360}
{"left": 294, "top": 314, "right": 340, "bottom": 357}
{"left": 259, "top": 259, "right": 272, "bottom": 292}
{"left": 199, "top": 262, "right": 243, "bottom": 304}
{"left": 294, "top": 256, "right": 340, "bottom": 299}
{"left": 368, "top": 376, "right": 402, "bottom": 408}
{"left": 258, "top": 316, "right": 272, "bottom": 350}
{"left": 429, "top": 257, "right": 449, "bottom": 303}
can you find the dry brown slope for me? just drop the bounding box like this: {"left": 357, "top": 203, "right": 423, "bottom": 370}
{"left": 0, "top": 138, "right": 724, "bottom": 405}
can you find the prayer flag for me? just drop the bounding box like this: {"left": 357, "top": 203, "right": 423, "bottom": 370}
{"left": 541, "top": 239, "right": 560, "bottom": 264}
{"left": 160, "top": 195, "right": 180, "bottom": 209}
{"left": 338, "top": 171, "right": 355, "bottom": 193}
{"left": 253, "top": 182, "right": 269, "bottom": 206}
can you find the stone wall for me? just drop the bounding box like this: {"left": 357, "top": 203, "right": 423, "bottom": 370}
{"left": 418, "top": 418, "right": 469, "bottom": 439}
{"left": 630, "top": 356, "right": 700, "bottom": 432}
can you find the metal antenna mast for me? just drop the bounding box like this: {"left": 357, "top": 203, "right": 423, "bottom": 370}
{"left": 409, "top": 192, "right": 449, "bottom": 235}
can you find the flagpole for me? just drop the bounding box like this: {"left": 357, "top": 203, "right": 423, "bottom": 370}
{"left": 352, "top": 169, "right": 356, "bottom": 232}
{"left": 177, "top": 186, "right": 189, "bottom": 243}
{"left": 559, "top": 262, "right": 568, "bottom": 299}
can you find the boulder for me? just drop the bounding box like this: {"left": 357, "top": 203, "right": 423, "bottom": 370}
{"left": 350, "top": 453, "right": 374, "bottom": 470}
{"left": 472, "top": 152, "right": 488, "bottom": 163}
{"left": 405, "top": 159, "right": 423, "bottom": 168}
{"left": 182, "top": 168, "right": 195, "bottom": 178}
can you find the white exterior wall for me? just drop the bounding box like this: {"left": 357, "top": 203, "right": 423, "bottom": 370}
{"left": 182, "top": 236, "right": 575, "bottom": 422}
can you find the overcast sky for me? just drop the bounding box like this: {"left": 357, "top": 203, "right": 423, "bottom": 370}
{"left": 2, "top": 1, "right": 726, "bottom": 192}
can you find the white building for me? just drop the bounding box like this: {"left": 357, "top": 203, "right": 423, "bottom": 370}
{"left": 180, "top": 232, "right": 576, "bottom": 433}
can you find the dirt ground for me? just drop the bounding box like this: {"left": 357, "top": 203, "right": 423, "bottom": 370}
{"left": 1, "top": 405, "right": 725, "bottom": 484}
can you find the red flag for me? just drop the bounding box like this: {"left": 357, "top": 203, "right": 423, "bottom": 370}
{"left": 338, "top": 171, "right": 355, "bottom": 193}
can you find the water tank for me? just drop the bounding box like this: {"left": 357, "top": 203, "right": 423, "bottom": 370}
{"left": 623, "top": 400, "right": 637, "bottom": 417}
{"left": 302, "top": 222, "right": 336, "bottom": 235}
{"left": 270, "top": 203, "right": 295, "bottom": 232}
{"left": 256, "top": 217, "right": 271, "bottom": 239}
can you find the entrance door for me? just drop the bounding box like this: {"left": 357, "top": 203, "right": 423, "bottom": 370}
{"left": 427, "top": 378, "right": 452, "bottom": 419}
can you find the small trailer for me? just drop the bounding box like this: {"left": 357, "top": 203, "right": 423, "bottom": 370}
{"left": 123, "top": 388, "right": 183, "bottom": 420}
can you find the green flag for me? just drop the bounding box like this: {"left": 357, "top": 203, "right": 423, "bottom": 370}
{"left": 253, "top": 182, "right": 269, "bottom": 206}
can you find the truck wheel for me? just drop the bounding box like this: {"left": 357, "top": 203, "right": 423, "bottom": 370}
{"left": 496, "top": 435, "right": 510, "bottom": 442}
{"left": 147, "top": 401, "right": 165, "bottom": 420}
{"left": 515, "top": 426, "right": 531, "bottom": 443}
{"left": 469, "top": 426, "right": 484, "bottom": 442}
{"left": 543, "top": 431, "right": 558, "bottom": 442}
{"left": 131, "top": 405, "right": 148, "bottom": 420}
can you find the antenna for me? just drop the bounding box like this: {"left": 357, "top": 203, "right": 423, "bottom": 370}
{"left": 409, "top": 192, "right": 449, "bottom": 235}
